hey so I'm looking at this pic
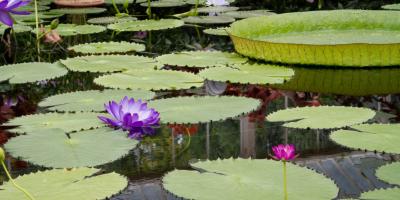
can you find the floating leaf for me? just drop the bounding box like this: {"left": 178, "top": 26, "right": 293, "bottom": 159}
{"left": 203, "top": 27, "right": 229, "bottom": 36}
{"left": 61, "top": 55, "right": 157, "bottom": 73}
{"left": 68, "top": 41, "right": 145, "bottom": 54}
{"left": 87, "top": 16, "right": 137, "bottom": 24}
{"left": 39, "top": 89, "right": 155, "bottom": 112}
{"left": 4, "top": 112, "right": 105, "bottom": 134}
{"left": 156, "top": 51, "right": 247, "bottom": 68}
{"left": 376, "top": 162, "right": 400, "bottom": 185}
{"left": 196, "top": 6, "right": 239, "bottom": 13}
{"left": 183, "top": 16, "right": 235, "bottom": 24}
{"left": 5, "top": 128, "right": 137, "bottom": 168}
{"left": 360, "top": 188, "right": 400, "bottom": 200}
{"left": 108, "top": 19, "right": 184, "bottom": 32}
{"left": 185, "top": 0, "right": 235, "bottom": 5}
{"left": 0, "top": 24, "right": 32, "bottom": 35}
{"left": 267, "top": 106, "right": 375, "bottom": 129}
{"left": 382, "top": 4, "right": 400, "bottom": 10}
{"left": 105, "top": 0, "right": 142, "bottom": 4}
{"left": 0, "top": 62, "right": 68, "bottom": 84}
{"left": 198, "top": 63, "right": 294, "bottom": 84}
{"left": 13, "top": 12, "right": 64, "bottom": 22}
{"left": 50, "top": 7, "right": 107, "bottom": 14}
{"left": 221, "top": 10, "right": 276, "bottom": 19}
{"left": 163, "top": 158, "right": 338, "bottom": 200}
{"left": 0, "top": 168, "right": 128, "bottom": 199}
{"left": 94, "top": 70, "right": 204, "bottom": 90}
{"left": 148, "top": 96, "right": 260, "bottom": 124}
{"left": 17, "top": 4, "right": 49, "bottom": 11}
{"left": 330, "top": 124, "right": 400, "bottom": 154}
{"left": 140, "top": 1, "right": 186, "bottom": 7}
{"left": 33, "top": 24, "right": 106, "bottom": 36}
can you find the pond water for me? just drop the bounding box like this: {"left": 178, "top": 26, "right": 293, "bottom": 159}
{"left": 0, "top": 2, "right": 400, "bottom": 200}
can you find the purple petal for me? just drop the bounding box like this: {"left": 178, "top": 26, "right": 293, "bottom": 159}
{"left": 0, "top": 11, "right": 13, "bottom": 27}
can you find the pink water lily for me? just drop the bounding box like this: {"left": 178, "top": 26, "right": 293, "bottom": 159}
{"left": 272, "top": 144, "right": 296, "bottom": 161}
{"left": 0, "top": 0, "right": 31, "bottom": 27}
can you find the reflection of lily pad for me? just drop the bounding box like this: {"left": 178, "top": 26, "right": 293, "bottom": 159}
{"left": 156, "top": 51, "right": 247, "bottom": 68}
{"left": 61, "top": 55, "right": 157, "bottom": 72}
{"left": 0, "top": 168, "right": 128, "bottom": 200}
{"left": 108, "top": 19, "right": 184, "bottom": 32}
{"left": 5, "top": 128, "right": 137, "bottom": 168}
{"left": 196, "top": 6, "right": 239, "bottom": 13}
{"left": 382, "top": 4, "right": 400, "bottom": 10}
{"left": 330, "top": 124, "right": 400, "bottom": 154}
{"left": 222, "top": 10, "right": 276, "bottom": 19}
{"left": 68, "top": 41, "right": 145, "bottom": 54}
{"left": 0, "top": 24, "right": 32, "bottom": 34}
{"left": 0, "top": 62, "right": 68, "bottom": 84}
{"left": 148, "top": 96, "right": 260, "bottom": 124}
{"left": 94, "top": 70, "right": 204, "bottom": 90}
{"left": 34, "top": 24, "right": 106, "bottom": 36}
{"left": 140, "top": 1, "right": 186, "bottom": 7}
{"left": 376, "top": 162, "right": 400, "bottom": 185}
{"left": 183, "top": 16, "right": 235, "bottom": 24}
{"left": 203, "top": 27, "right": 229, "bottom": 36}
{"left": 39, "top": 89, "right": 155, "bottom": 112}
{"left": 198, "top": 63, "right": 294, "bottom": 84}
{"left": 360, "top": 188, "right": 400, "bottom": 200}
{"left": 267, "top": 106, "right": 375, "bottom": 129}
{"left": 163, "top": 158, "right": 338, "bottom": 200}
{"left": 50, "top": 7, "right": 107, "bottom": 14}
{"left": 87, "top": 16, "right": 137, "bottom": 24}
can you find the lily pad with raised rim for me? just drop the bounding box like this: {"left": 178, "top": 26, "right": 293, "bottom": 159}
{"left": 108, "top": 19, "right": 184, "bottom": 32}
{"left": 183, "top": 16, "right": 235, "bottom": 24}
{"left": 68, "top": 41, "right": 146, "bottom": 54}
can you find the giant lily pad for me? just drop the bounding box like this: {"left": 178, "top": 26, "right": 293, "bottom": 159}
{"left": 148, "top": 96, "right": 260, "bottom": 124}
{"left": 0, "top": 62, "right": 68, "bottom": 84}
{"left": 94, "top": 70, "right": 204, "bottom": 90}
{"left": 156, "top": 51, "right": 247, "bottom": 68}
{"left": 183, "top": 16, "right": 235, "bottom": 25}
{"left": 34, "top": 24, "right": 106, "bottom": 36}
{"left": 5, "top": 128, "right": 137, "bottom": 168}
{"left": 360, "top": 188, "right": 400, "bottom": 200}
{"left": 108, "top": 19, "right": 184, "bottom": 32}
{"left": 382, "top": 4, "right": 400, "bottom": 10}
{"left": 221, "top": 10, "right": 276, "bottom": 19}
{"left": 376, "top": 162, "right": 400, "bottom": 185}
{"left": 4, "top": 112, "right": 105, "bottom": 134}
{"left": 198, "top": 63, "right": 294, "bottom": 84}
{"left": 61, "top": 55, "right": 157, "bottom": 73}
{"left": 266, "top": 106, "right": 375, "bottom": 129}
{"left": 229, "top": 10, "right": 400, "bottom": 67}
{"left": 39, "top": 89, "right": 155, "bottom": 112}
{"left": 330, "top": 124, "right": 400, "bottom": 154}
{"left": 50, "top": 7, "right": 107, "bottom": 14}
{"left": 163, "top": 158, "right": 338, "bottom": 200}
{"left": 0, "top": 168, "right": 128, "bottom": 199}
{"left": 68, "top": 41, "right": 145, "bottom": 54}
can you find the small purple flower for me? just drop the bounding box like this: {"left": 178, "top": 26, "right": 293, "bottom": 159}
{"left": 134, "top": 31, "right": 147, "bottom": 39}
{"left": 0, "top": 0, "right": 31, "bottom": 27}
{"left": 98, "top": 97, "right": 160, "bottom": 139}
{"left": 2, "top": 96, "right": 17, "bottom": 108}
{"left": 272, "top": 144, "right": 296, "bottom": 161}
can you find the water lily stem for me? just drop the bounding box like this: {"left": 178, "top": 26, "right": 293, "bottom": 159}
{"left": 193, "top": 0, "right": 199, "bottom": 16}
{"left": 1, "top": 161, "right": 36, "bottom": 200}
{"left": 146, "top": 0, "right": 152, "bottom": 19}
{"left": 112, "top": 0, "right": 121, "bottom": 15}
{"left": 34, "top": 0, "right": 40, "bottom": 62}
{"left": 283, "top": 160, "right": 288, "bottom": 200}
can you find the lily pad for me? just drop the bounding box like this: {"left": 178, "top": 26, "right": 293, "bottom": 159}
{"left": 50, "top": 7, "right": 107, "bottom": 14}
{"left": 229, "top": 10, "right": 400, "bottom": 67}
{"left": 185, "top": 0, "right": 235, "bottom": 5}
{"left": 39, "top": 89, "right": 156, "bottom": 112}
{"left": 221, "top": 10, "right": 276, "bottom": 19}
{"left": 196, "top": 6, "right": 239, "bottom": 13}
{"left": 108, "top": 19, "right": 184, "bottom": 32}
{"left": 376, "top": 162, "right": 400, "bottom": 185}
{"left": 360, "top": 188, "right": 400, "bottom": 200}
{"left": 5, "top": 128, "right": 137, "bottom": 168}
{"left": 13, "top": 12, "right": 64, "bottom": 22}
{"left": 0, "top": 62, "right": 68, "bottom": 84}
{"left": 198, "top": 63, "right": 294, "bottom": 84}
{"left": 156, "top": 51, "right": 247, "bottom": 68}
{"left": 148, "top": 96, "right": 260, "bottom": 124}
{"left": 68, "top": 41, "right": 146, "bottom": 54}
{"left": 87, "top": 16, "right": 137, "bottom": 25}
{"left": 0, "top": 168, "right": 128, "bottom": 199}
{"left": 0, "top": 24, "right": 32, "bottom": 34}
{"left": 140, "top": 1, "right": 186, "bottom": 7}
{"left": 382, "top": 4, "right": 400, "bottom": 10}
{"left": 183, "top": 16, "right": 235, "bottom": 24}
{"left": 16, "top": 4, "right": 49, "bottom": 12}
{"left": 266, "top": 106, "right": 375, "bottom": 129}
{"left": 105, "top": 0, "right": 138, "bottom": 4}
{"left": 4, "top": 112, "right": 105, "bottom": 134}
{"left": 163, "top": 158, "right": 338, "bottom": 200}
{"left": 61, "top": 55, "right": 157, "bottom": 73}
{"left": 34, "top": 24, "right": 106, "bottom": 36}
{"left": 203, "top": 27, "right": 229, "bottom": 36}
{"left": 330, "top": 124, "right": 400, "bottom": 154}
{"left": 94, "top": 70, "right": 204, "bottom": 90}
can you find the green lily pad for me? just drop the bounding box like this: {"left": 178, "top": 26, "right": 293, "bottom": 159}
{"left": 50, "top": 7, "right": 107, "bottom": 14}
{"left": 34, "top": 24, "right": 106, "bottom": 36}
{"left": 87, "top": 16, "right": 137, "bottom": 25}
{"left": 183, "top": 16, "right": 235, "bottom": 24}
{"left": 330, "top": 124, "right": 400, "bottom": 154}
{"left": 105, "top": 0, "right": 137, "bottom": 4}
{"left": 39, "top": 89, "right": 155, "bottom": 112}
{"left": 267, "top": 106, "right": 375, "bottom": 129}
{"left": 196, "top": 6, "right": 239, "bottom": 13}
{"left": 185, "top": 0, "right": 235, "bottom": 5}
{"left": 382, "top": 4, "right": 400, "bottom": 10}
{"left": 221, "top": 10, "right": 276, "bottom": 19}
{"left": 68, "top": 41, "right": 145, "bottom": 54}
{"left": 94, "top": 70, "right": 204, "bottom": 90}
{"left": 376, "top": 162, "right": 400, "bottom": 185}
{"left": 108, "top": 19, "right": 184, "bottom": 32}
{"left": 229, "top": 10, "right": 400, "bottom": 67}
{"left": 0, "top": 24, "right": 32, "bottom": 35}
{"left": 16, "top": 4, "right": 49, "bottom": 12}
{"left": 5, "top": 128, "right": 137, "bottom": 168}
{"left": 156, "top": 51, "right": 248, "bottom": 68}
{"left": 4, "top": 112, "right": 105, "bottom": 134}
{"left": 13, "top": 12, "right": 64, "bottom": 22}
{"left": 360, "top": 188, "right": 400, "bottom": 200}
{"left": 0, "top": 62, "right": 68, "bottom": 84}
{"left": 203, "top": 27, "right": 229, "bottom": 36}
{"left": 198, "top": 63, "right": 294, "bottom": 84}
{"left": 148, "top": 96, "right": 260, "bottom": 124}
{"left": 140, "top": 1, "right": 186, "bottom": 7}
{"left": 163, "top": 158, "right": 338, "bottom": 200}
{"left": 0, "top": 168, "right": 128, "bottom": 199}
{"left": 61, "top": 55, "right": 157, "bottom": 73}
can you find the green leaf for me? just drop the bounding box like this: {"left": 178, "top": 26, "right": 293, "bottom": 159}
{"left": 107, "top": 19, "right": 184, "bottom": 32}
{"left": 156, "top": 51, "right": 248, "bottom": 68}
{"left": 376, "top": 162, "right": 400, "bottom": 185}
{"left": 68, "top": 41, "right": 145, "bottom": 54}
{"left": 0, "top": 24, "right": 32, "bottom": 34}
{"left": 203, "top": 27, "right": 230, "bottom": 36}
{"left": 330, "top": 124, "right": 400, "bottom": 154}
{"left": 49, "top": 7, "right": 107, "bottom": 14}
{"left": 148, "top": 96, "right": 260, "bottom": 124}
{"left": 163, "top": 158, "right": 338, "bottom": 200}
{"left": 196, "top": 6, "right": 239, "bottom": 13}
{"left": 61, "top": 55, "right": 158, "bottom": 73}
{"left": 5, "top": 128, "right": 137, "bottom": 168}
{"left": 221, "top": 10, "right": 276, "bottom": 19}
{"left": 185, "top": 0, "right": 235, "bottom": 5}
{"left": 198, "top": 63, "right": 294, "bottom": 84}
{"left": 87, "top": 16, "right": 137, "bottom": 25}
{"left": 266, "top": 106, "right": 375, "bottom": 129}
{"left": 0, "top": 62, "right": 68, "bottom": 84}
{"left": 0, "top": 168, "right": 128, "bottom": 199}
{"left": 382, "top": 4, "right": 400, "bottom": 10}
{"left": 360, "top": 188, "right": 400, "bottom": 200}
{"left": 39, "top": 89, "right": 155, "bottom": 112}
{"left": 4, "top": 112, "right": 105, "bottom": 134}
{"left": 183, "top": 16, "right": 235, "bottom": 25}
{"left": 94, "top": 70, "right": 204, "bottom": 90}
{"left": 33, "top": 24, "right": 106, "bottom": 36}
{"left": 139, "top": 1, "right": 186, "bottom": 7}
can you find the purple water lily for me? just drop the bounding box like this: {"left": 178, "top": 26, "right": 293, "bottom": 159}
{"left": 272, "top": 144, "right": 296, "bottom": 161}
{"left": 98, "top": 97, "right": 160, "bottom": 139}
{"left": 0, "top": 0, "right": 31, "bottom": 27}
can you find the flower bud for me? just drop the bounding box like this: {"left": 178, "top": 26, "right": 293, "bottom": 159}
{"left": 50, "top": 19, "right": 59, "bottom": 30}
